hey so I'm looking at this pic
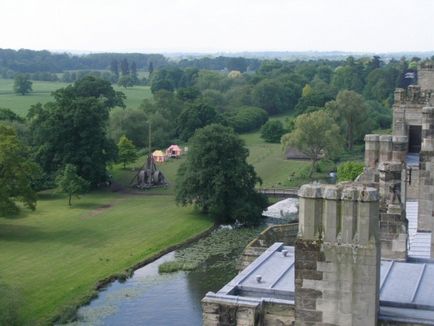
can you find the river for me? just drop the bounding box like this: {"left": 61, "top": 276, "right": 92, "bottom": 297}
{"left": 70, "top": 199, "right": 299, "bottom": 325}
{"left": 70, "top": 233, "right": 255, "bottom": 325}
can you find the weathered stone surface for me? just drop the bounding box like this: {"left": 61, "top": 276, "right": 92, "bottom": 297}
{"left": 295, "top": 182, "right": 380, "bottom": 326}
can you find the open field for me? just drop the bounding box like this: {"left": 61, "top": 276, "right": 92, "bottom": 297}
{"left": 241, "top": 131, "right": 311, "bottom": 188}
{"left": 0, "top": 79, "right": 152, "bottom": 116}
{"left": 0, "top": 190, "right": 212, "bottom": 324}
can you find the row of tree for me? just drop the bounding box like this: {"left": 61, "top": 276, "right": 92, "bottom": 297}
{"left": 109, "top": 56, "right": 400, "bottom": 152}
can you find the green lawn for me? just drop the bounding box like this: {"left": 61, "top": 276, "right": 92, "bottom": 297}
{"left": 0, "top": 191, "right": 212, "bottom": 324}
{"left": 0, "top": 79, "right": 152, "bottom": 116}
{"left": 240, "top": 131, "right": 310, "bottom": 188}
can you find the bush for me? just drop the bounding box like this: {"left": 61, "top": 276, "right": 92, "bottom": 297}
{"left": 337, "top": 161, "right": 364, "bottom": 181}
{"left": 260, "top": 120, "right": 285, "bottom": 143}
{"left": 226, "top": 106, "right": 268, "bottom": 133}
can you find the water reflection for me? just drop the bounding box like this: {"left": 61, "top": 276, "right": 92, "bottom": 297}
{"left": 72, "top": 250, "right": 239, "bottom": 325}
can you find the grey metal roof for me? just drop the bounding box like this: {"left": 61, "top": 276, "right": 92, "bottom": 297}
{"left": 407, "top": 201, "right": 432, "bottom": 259}
{"left": 216, "top": 243, "right": 295, "bottom": 302}
{"left": 380, "top": 259, "right": 434, "bottom": 324}
{"left": 207, "top": 242, "right": 434, "bottom": 324}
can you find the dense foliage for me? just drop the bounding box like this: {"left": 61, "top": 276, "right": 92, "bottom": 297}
{"left": 337, "top": 161, "right": 365, "bottom": 181}
{"left": 28, "top": 77, "right": 125, "bottom": 187}
{"left": 282, "top": 111, "right": 343, "bottom": 177}
{"left": 176, "top": 124, "right": 267, "bottom": 225}
{"left": 13, "top": 74, "right": 32, "bottom": 95}
{"left": 261, "top": 120, "right": 285, "bottom": 143}
{"left": 117, "top": 135, "right": 138, "bottom": 168}
{"left": 0, "top": 126, "right": 40, "bottom": 215}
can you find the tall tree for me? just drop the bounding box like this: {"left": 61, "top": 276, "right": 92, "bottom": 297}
{"left": 13, "top": 74, "right": 32, "bottom": 95}
{"left": 148, "top": 61, "right": 154, "bottom": 74}
{"left": 282, "top": 110, "right": 342, "bottom": 177}
{"left": 120, "top": 58, "right": 129, "bottom": 76}
{"left": 326, "top": 90, "right": 369, "bottom": 150}
{"left": 28, "top": 76, "right": 125, "bottom": 186}
{"left": 176, "top": 102, "right": 224, "bottom": 141}
{"left": 110, "top": 59, "right": 119, "bottom": 81}
{"left": 0, "top": 126, "right": 40, "bottom": 215}
{"left": 56, "top": 164, "right": 90, "bottom": 206}
{"left": 130, "top": 61, "right": 138, "bottom": 84}
{"left": 117, "top": 135, "right": 138, "bottom": 168}
{"left": 176, "top": 124, "right": 267, "bottom": 225}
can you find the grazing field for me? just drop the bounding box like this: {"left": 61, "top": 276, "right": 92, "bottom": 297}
{"left": 0, "top": 78, "right": 152, "bottom": 116}
{"left": 241, "top": 131, "right": 311, "bottom": 188}
{"left": 0, "top": 190, "right": 212, "bottom": 324}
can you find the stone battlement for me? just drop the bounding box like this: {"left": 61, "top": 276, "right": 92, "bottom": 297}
{"left": 419, "top": 62, "right": 434, "bottom": 92}
{"left": 364, "top": 134, "right": 408, "bottom": 169}
{"left": 394, "top": 86, "right": 432, "bottom": 106}
{"left": 298, "top": 183, "right": 379, "bottom": 245}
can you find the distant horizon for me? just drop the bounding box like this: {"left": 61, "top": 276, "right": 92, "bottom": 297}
{"left": 2, "top": 0, "right": 433, "bottom": 55}
{"left": 3, "top": 47, "right": 434, "bottom": 58}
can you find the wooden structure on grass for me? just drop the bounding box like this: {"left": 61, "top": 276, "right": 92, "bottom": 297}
{"left": 131, "top": 123, "right": 167, "bottom": 189}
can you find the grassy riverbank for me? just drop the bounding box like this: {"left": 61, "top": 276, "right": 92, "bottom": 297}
{"left": 0, "top": 191, "right": 213, "bottom": 324}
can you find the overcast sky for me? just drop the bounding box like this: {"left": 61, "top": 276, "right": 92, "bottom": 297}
{"left": 1, "top": 0, "right": 433, "bottom": 53}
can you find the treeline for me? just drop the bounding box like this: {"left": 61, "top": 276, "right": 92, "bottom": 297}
{"left": 0, "top": 49, "right": 167, "bottom": 75}
{"left": 116, "top": 55, "right": 433, "bottom": 154}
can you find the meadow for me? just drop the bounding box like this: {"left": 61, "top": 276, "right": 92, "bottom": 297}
{"left": 0, "top": 78, "right": 152, "bottom": 116}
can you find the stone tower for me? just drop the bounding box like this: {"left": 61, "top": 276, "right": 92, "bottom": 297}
{"left": 418, "top": 62, "right": 434, "bottom": 92}
{"left": 295, "top": 183, "right": 380, "bottom": 326}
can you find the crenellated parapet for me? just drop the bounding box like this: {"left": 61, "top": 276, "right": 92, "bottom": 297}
{"left": 295, "top": 183, "right": 380, "bottom": 326}
{"left": 364, "top": 134, "right": 408, "bottom": 171}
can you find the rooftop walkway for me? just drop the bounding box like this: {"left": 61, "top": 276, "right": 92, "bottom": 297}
{"left": 407, "top": 201, "right": 431, "bottom": 259}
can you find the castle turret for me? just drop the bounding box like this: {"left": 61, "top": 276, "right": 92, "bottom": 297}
{"left": 418, "top": 62, "right": 434, "bottom": 92}
{"left": 296, "top": 183, "right": 380, "bottom": 326}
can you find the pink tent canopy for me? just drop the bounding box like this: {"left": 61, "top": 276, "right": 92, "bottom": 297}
{"left": 166, "top": 145, "right": 182, "bottom": 157}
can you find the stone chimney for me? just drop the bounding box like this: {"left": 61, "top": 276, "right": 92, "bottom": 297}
{"left": 378, "top": 162, "right": 408, "bottom": 261}
{"left": 364, "top": 134, "right": 380, "bottom": 169}
{"left": 418, "top": 64, "right": 434, "bottom": 92}
{"left": 379, "top": 135, "right": 393, "bottom": 163}
{"left": 295, "top": 183, "right": 380, "bottom": 326}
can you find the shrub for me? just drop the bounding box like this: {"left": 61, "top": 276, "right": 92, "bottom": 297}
{"left": 260, "top": 120, "right": 285, "bottom": 143}
{"left": 226, "top": 106, "right": 268, "bottom": 133}
{"left": 337, "top": 161, "right": 364, "bottom": 181}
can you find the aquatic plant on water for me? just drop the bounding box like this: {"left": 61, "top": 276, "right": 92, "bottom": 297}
{"left": 158, "top": 226, "right": 263, "bottom": 273}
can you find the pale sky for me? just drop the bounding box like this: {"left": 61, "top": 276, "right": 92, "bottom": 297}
{"left": 1, "top": 0, "right": 433, "bottom": 53}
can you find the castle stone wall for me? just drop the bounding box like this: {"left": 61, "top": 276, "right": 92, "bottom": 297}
{"left": 418, "top": 107, "right": 434, "bottom": 233}
{"left": 296, "top": 183, "right": 380, "bottom": 326}
{"left": 418, "top": 66, "right": 434, "bottom": 91}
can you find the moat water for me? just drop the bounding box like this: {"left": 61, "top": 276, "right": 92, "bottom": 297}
{"left": 71, "top": 250, "right": 237, "bottom": 326}
{"left": 70, "top": 227, "right": 259, "bottom": 326}
{"left": 71, "top": 200, "right": 299, "bottom": 326}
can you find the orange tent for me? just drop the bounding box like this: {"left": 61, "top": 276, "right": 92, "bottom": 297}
{"left": 152, "top": 150, "right": 166, "bottom": 163}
